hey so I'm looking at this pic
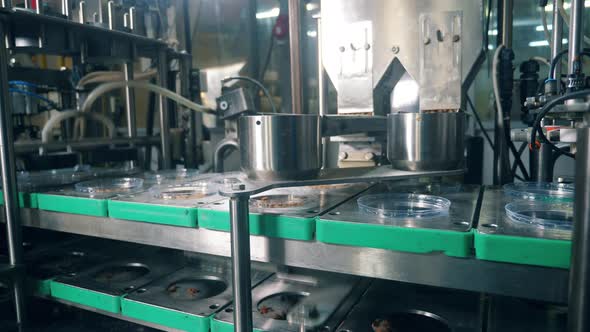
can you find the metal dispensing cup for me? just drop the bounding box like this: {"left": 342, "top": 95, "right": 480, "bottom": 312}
{"left": 387, "top": 111, "right": 465, "bottom": 171}
{"left": 238, "top": 114, "right": 321, "bottom": 180}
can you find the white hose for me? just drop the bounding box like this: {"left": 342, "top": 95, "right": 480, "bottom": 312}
{"left": 41, "top": 110, "right": 116, "bottom": 142}
{"left": 557, "top": 0, "right": 590, "bottom": 45}
{"left": 80, "top": 81, "right": 212, "bottom": 114}
{"left": 76, "top": 69, "right": 158, "bottom": 89}
{"left": 492, "top": 45, "right": 505, "bottom": 118}
{"left": 541, "top": 9, "right": 552, "bottom": 46}
{"left": 531, "top": 56, "right": 551, "bottom": 67}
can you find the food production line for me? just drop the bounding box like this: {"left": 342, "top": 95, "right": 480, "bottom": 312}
{"left": 0, "top": 0, "right": 586, "bottom": 331}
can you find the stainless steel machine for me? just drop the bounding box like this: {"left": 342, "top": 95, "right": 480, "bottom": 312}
{"left": 0, "top": 0, "right": 586, "bottom": 331}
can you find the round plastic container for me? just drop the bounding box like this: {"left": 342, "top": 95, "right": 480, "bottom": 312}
{"left": 505, "top": 201, "right": 573, "bottom": 230}
{"left": 503, "top": 182, "right": 574, "bottom": 202}
{"left": 150, "top": 182, "right": 215, "bottom": 200}
{"left": 145, "top": 168, "right": 200, "bottom": 184}
{"left": 75, "top": 177, "right": 144, "bottom": 194}
{"left": 250, "top": 194, "right": 316, "bottom": 213}
{"left": 357, "top": 193, "right": 451, "bottom": 218}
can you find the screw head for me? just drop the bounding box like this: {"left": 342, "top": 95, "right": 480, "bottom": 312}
{"left": 423, "top": 38, "right": 431, "bottom": 45}
{"left": 452, "top": 35, "right": 461, "bottom": 42}
{"left": 391, "top": 46, "right": 400, "bottom": 54}
{"left": 339, "top": 46, "right": 346, "bottom": 52}
{"left": 219, "top": 100, "right": 229, "bottom": 110}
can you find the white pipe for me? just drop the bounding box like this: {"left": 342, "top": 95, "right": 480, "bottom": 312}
{"left": 492, "top": 45, "right": 505, "bottom": 119}
{"left": 76, "top": 69, "right": 158, "bottom": 89}
{"left": 41, "top": 110, "right": 115, "bottom": 142}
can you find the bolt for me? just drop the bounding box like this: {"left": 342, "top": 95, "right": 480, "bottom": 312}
{"left": 339, "top": 46, "right": 346, "bottom": 52}
{"left": 338, "top": 151, "right": 348, "bottom": 160}
{"left": 452, "top": 35, "right": 460, "bottom": 42}
{"left": 364, "top": 43, "right": 371, "bottom": 50}
{"left": 363, "top": 152, "right": 375, "bottom": 161}
{"left": 391, "top": 46, "right": 400, "bottom": 54}
{"left": 423, "top": 38, "right": 431, "bottom": 45}
{"left": 219, "top": 101, "right": 229, "bottom": 111}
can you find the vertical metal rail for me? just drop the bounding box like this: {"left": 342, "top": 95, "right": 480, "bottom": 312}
{"left": 0, "top": 24, "right": 25, "bottom": 328}
{"left": 288, "top": 0, "right": 303, "bottom": 114}
{"left": 568, "top": 0, "right": 583, "bottom": 74}
{"left": 158, "top": 48, "right": 172, "bottom": 169}
{"left": 248, "top": 0, "right": 259, "bottom": 107}
{"left": 551, "top": 0, "right": 564, "bottom": 87}
{"left": 124, "top": 8, "right": 137, "bottom": 140}
{"left": 229, "top": 195, "right": 253, "bottom": 332}
{"left": 570, "top": 126, "right": 590, "bottom": 332}
{"left": 180, "top": 55, "right": 196, "bottom": 168}
{"left": 317, "top": 16, "right": 328, "bottom": 167}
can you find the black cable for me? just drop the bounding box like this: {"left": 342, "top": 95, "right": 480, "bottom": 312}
{"left": 466, "top": 95, "right": 494, "bottom": 150}
{"left": 549, "top": 49, "right": 568, "bottom": 80}
{"left": 221, "top": 76, "right": 278, "bottom": 113}
{"left": 531, "top": 90, "right": 590, "bottom": 159}
{"left": 483, "top": 0, "right": 493, "bottom": 49}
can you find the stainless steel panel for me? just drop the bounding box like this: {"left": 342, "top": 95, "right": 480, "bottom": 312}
{"left": 387, "top": 112, "right": 465, "bottom": 171}
{"left": 338, "top": 279, "right": 483, "bottom": 332}
{"left": 238, "top": 114, "right": 321, "bottom": 180}
{"left": 18, "top": 209, "right": 569, "bottom": 304}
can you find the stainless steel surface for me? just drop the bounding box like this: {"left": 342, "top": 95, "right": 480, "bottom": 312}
{"left": 14, "top": 136, "right": 160, "bottom": 154}
{"left": 478, "top": 187, "right": 571, "bottom": 241}
{"left": 53, "top": 249, "right": 184, "bottom": 298}
{"left": 387, "top": 112, "right": 465, "bottom": 171}
{"left": 219, "top": 165, "right": 463, "bottom": 197}
{"left": 60, "top": 0, "right": 69, "bottom": 18}
{"left": 214, "top": 138, "right": 239, "bottom": 173}
{"left": 124, "top": 262, "right": 270, "bottom": 321}
{"left": 569, "top": 126, "right": 590, "bottom": 332}
{"left": 214, "top": 272, "right": 360, "bottom": 331}
{"left": 158, "top": 48, "right": 171, "bottom": 169}
{"left": 124, "top": 62, "right": 137, "bottom": 138}
{"left": 551, "top": 0, "right": 563, "bottom": 91}
{"left": 18, "top": 209, "right": 569, "bottom": 304}
{"left": 0, "top": 23, "right": 24, "bottom": 327}
{"left": 501, "top": 0, "right": 513, "bottom": 48}
{"left": 230, "top": 196, "right": 253, "bottom": 332}
{"left": 487, "top": 296, "right": 566, "bottom": 332}
{"left": 320, "top": 0, "right": 482, "bottom": 114}
{"left": 338, "top": 279, "right": 483, "bottom": 332}
{"left": 320, "top": 182, "right": 479, "bottom": 233}
{"left": 568, "top": 0, "right": 583, "bottom": 74}
{"left": 238, "top": 114, "right": 321, "bottom": 180}
{"left": 288, "top": 0, "right": 303, "bottom": 114}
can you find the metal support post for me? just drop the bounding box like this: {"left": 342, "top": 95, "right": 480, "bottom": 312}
{"left": 552, "top": 0, "right": 564, "bottom": 89}
{"left": 179, "top": 55, "right": 196, "bottom": 168}
{"left": 0, "top": 24, "right": 25, "bottom": 328}
{"left": 568, "top": 0, "right": 583, "bottom": 74}
{"left": 124, "top": 62, "right": 136, "bottom": 138}
{"left": 158, "top": 49, "right": 172, "bottom": 169}
{"left": 229, "top": 195, "right": 253, "bottom": 332}
{"left": 569, "top": 126, "right": 590, "bottom": 332}
{"left": 288, "top": 0, "right": 303, "bottom": 114}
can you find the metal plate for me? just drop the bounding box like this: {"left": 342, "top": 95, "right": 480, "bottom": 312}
{"left": 123, "top": 261, "right": 270, "bottom": 318}
{"left": 320, "top": 182, "right": 480, "bottom": 232}
{"left": 477, "top": 187, "right": 571, "bottom": 241}
{"left": 213, "top": 271, "right": 363, "bottom": 331}
{"left": 338, "top": 279, "right": 483, "bottom": 332}
{"left": 486, "top": 296, "right": 567, "bottom": 332}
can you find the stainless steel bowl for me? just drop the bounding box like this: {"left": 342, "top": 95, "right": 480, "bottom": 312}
{"left": 387, "top": 112, "right": 465, "bottom": 171}
{"left": 238, "top": 114, "right": 321, "bottom": 180}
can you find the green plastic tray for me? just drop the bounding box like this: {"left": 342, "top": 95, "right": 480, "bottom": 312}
{"left": 197, "top": 209, "right": 315, "bottom": 241}
{"left": 315, "top": 218, "right": 473, "bottom": 257}
{"left": 211, "top": 317, "right": 264, "bottom": 332}
{"left": 474, "top": 230, "right": 571, "bottom": 269}
{"left": 50, "top": 280, "right": 121, "bottom": 313}
{"left": 121, "top": 297, "right": 211, "bottom": 332}
{"left": 0, "top": 191, "right": 37, "bottom": 208}
{"left": 108, "top": 200, "right": 198, "bottom": 227}
{"left": 37, "top": 194, "right": 108, "bottom": 217}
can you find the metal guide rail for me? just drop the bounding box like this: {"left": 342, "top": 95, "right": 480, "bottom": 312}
{"left": 16, "top": 209, "right": 569, "bottom": 305}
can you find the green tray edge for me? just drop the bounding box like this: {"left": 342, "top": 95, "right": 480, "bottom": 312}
{"left": 474, "top": 230, "right": 570, "bottom": 269}
{"left": 315, "top": 218, "right": 472, "bottom": 257}
{"left": 108, "top": 200, "right": 198, "bottom": 227}
{"left": 121, "top": 297, "right": 210, "bottom": 332}
{"left": 198, "top": 209, "right": 315, "bottom": 241}
{"left": 37, "top": 194, "right": 108, "bottom": 217}
{"left": 210, "top": 317, "right": 264, "bottom": 332}
{"left": 50, "top": 280, "right": 121, "bottom": 313}
{"left": 0, "top": 191, "right": 37, "bottom": 208}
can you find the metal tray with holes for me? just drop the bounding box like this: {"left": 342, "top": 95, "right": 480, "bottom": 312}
{"left": 212, "top": 271, "right": 366, "bottom": 332}
{"left": 120, "top": 259, "right": 272, "bottom": 332}
{"left": 50, "top": 249, "right": 185, "bottom": 313}
{"left": 337, "top": 279, "right": 483, "bottom": 332}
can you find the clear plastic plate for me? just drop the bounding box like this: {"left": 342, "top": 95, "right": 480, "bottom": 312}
{"left": 145, "top": 168, "right": 200, "bottom": 184}
{"left": 75, "top": 177, "right": 144, "bottom": 194}
{"left": 505, "top": 201, "right": 573, "bottom": 230}
{"left": 503, "top": 182, "right": 574, "bottom": 202}
{"left": 357, "top": 193, "right": 451, "bottom": 218}
{"left": 149, "top": 182, "right": 215, "bottom": 200}
{"left": 250, "top": 194, "right": 317, "bottom": 213}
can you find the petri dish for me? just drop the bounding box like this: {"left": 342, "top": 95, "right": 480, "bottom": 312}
{"left": 505, "top": 201, "right": 573, "bottom": 230}
{"left": 503, "top": 182, "right": 574, "bottom": 202}
{"left": 357, "top": 193, "right": 451, "bottom": 218}
{"left": 145, "top": 168, "right": 200, "bottom": 184}
{"left": 75, "top": 177, "right": 144, "bottom": 194}
{"left": 150, "top": 182, "right": 215, "bottom": 200}
{"left": 250, "top": 194, "right": 316, "bottom": 213}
